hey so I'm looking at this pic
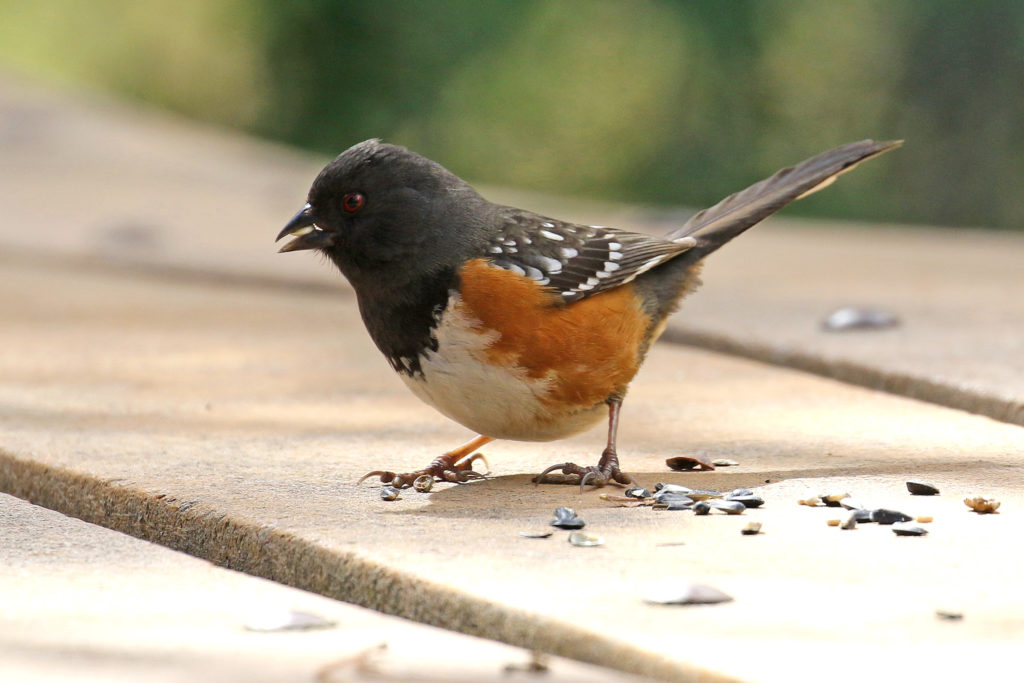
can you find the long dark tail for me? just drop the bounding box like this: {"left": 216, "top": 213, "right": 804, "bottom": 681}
{"left": 669, "top": 139, "right": 902, "bottom": 263}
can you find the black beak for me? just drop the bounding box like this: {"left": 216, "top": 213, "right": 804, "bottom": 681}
{"left": 276, "top": 203, "right": 331, "bottom": 253}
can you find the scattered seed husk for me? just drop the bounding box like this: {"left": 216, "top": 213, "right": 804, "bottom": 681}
{"left": 799, "top": 497, "right": 822, "bottom": 507}
{"left": 839, "top": 498, "right": 865, "bottom": 510}
{"left": 871, "top": 508, "right": 913, "bottom": 525}
{"left": 518, "top": 530, "right": 554, "bottom": 539}
{"left": 840, "top": 513, "right": 858, "bottom": 530}
{"left": 729, "top": 488, "right": 754, "bottom": 497}
{"left": 892, "top": 523, "right": 928, "bottom": 536}
{"left": 568, "top": 531, "right": 604, "bottom": 547}
{"left": 412, "top": 475, "right": 433, "bottom": 493}
{"left": 380, "top": 486, "right": 400, "bottom": 501}
{"left": 821, "top": 306, "right": 900, "bottom": 331}
{"left": 741, "top": 522, "right": 762, "bottom": 536}
{"left": 653, "top": 493, "right": 696, "bottom": 509}
{"left": 826, "top": 519, "right": 841, "bottom": 527}
{"left": 653, "top": 487, "right": 694, "bottom": 502}
{"left": 712, "top": 458, "right": 740, "bottom": 467}
{"left": 624, "top": 486, "right": 651, "bottom": 499}
{"left": 551, "top": 506, "right": 586, "bottom": 529}
{"left": 643, "top": 582, "right": 733, "bottom": 606}
{"left": 821, "top": 493, "right": 851, "bottom": 507}
{"left": 599, "top": 493, "right": 654, "bottom": 507}
{"left": 915, "top": 515, "right": 933, "bottom": 523}
{"left": 850, "top": 508, "right": 874, "bottom": 523}
{"left": 964, "top": 496, "right": 1000, "bottom": 513}
{"left": 686, "top": 489, "right": 724, "bottom": 502}
{"left": 244, "top": 609, "right": 336, "bottom": 632}
{"left": 906, "top": 480, "right": 939, "bottom": 496}
{"left": 693, "top": 500, "right": 712, "bottom": 515}
{"left": 727, "top": 494, "right": 765, "bottom": 509}
{"left": 710, "top": 500, "right": 745, "bottom": 515}
{"left": 666, "top": 454, "right": 715, "bottom": 471}
{"left": 935, "top": 610, "right": 964, "bottom": 621}
{"left": 657, "top": 498, "right": 694, "bottom": 511}
{"left": 654, "top": 483, "right": 693, "bottom": 495}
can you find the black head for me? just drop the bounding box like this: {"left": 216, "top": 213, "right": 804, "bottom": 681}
{"left": 277, "top": 139, "right": 491, "bottom": 289}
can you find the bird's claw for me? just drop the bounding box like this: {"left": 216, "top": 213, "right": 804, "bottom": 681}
{"left": 532, "top": 458, "right": 635, "bottom": 492}
{"left": 358, "top": 452, "right": 490, "bottom": 488}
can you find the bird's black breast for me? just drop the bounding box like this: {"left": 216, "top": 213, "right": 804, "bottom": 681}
{"left": 354, "top": 266, "right": 458, "bottom": 377}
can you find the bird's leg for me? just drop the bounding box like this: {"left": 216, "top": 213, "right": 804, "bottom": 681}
{"left": 359, "top": 434, "right": 493, "bottom": 488}
{"left": 533, "top": 398, "right": 635, "bottom": 491}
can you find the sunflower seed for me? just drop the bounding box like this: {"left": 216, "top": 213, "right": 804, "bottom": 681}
{"left": 643, "top": 582, "right": 733, "bottom": 606}
{"left": 518, "top": 530, "right": 554, "bottom": 539}
{"left": 551, "top": 506, "right": 585, "bottom": 529}
{"left": 821, "top": 306, "right": 900, "bottom": 331}
{"left": 568, "top": 531, "right": 603, "bottom": 547}
{"left": 906, "top": 480, "right": 939, "bottom": 496}
{"left": 871, "top": 508, "right": 913, "bottom": 525}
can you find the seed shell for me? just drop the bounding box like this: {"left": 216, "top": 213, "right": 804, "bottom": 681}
{"left": 665, "top": 455, "right": 715, "bottom": 471}
{"left": 518, "top": 530, "right": 554, "bottom": 539}
{"left": 906, "top": 480, "right": 940, "bottom": 496}
{"left": 643, "top": 582, "right": 733, "bottom": 606}
{"left": 710, "top": 500, "right": 745, "bottom": 515}
{"left": 964, "top": 496, "right": 1000, "bottom": 513}
{"left": 871, "top": 508, "right": 913, "bottom": 525}
{"left": 568, "top": 531, "right": 604, "bottom": 547}
{"left": 551, "top": 507, "right": 586, "bottom": 529}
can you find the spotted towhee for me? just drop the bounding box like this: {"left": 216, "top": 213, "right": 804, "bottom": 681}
{"left": 278, "top": 138, "right": 900, "bottom": 489}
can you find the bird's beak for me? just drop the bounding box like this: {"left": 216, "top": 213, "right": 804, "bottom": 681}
{"left": 276, "top": 203, "right": 331, "bottom": 252}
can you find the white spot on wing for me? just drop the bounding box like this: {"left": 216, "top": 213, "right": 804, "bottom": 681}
{"left": 506, "top": 264, "right": 526, "bottom": 276}
{"left": 559, "top": 247, "right": 578, "bottom": 258}
{"left": 603, "top": 261, "right": 620, "bottom": 272}
{"left": 541, "top": 222, "right": 555, "bottom": 228}
{"left": 540, "top": 230, "right": 564, "bottom": 241}
{"left": 489, "top": 246, "right": 503, "bottom": 253}
{"left": 533, "top": 255, "right": 563, "bottom": 274}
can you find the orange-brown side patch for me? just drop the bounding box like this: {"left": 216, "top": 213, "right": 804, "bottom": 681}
{"left": 457, "top": 258, "right": 652, "bottom": 408}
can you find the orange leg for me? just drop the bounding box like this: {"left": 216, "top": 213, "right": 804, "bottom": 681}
{"left": 359, "top": 434, "right": 494, "bottom": 488}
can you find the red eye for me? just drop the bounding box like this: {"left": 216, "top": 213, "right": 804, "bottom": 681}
{"left": 343, "top": 192, "right": 365, "bottom": 213}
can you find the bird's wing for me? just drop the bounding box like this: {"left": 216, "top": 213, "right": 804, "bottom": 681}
{"left": 483, "top": 209, "right": 695, "bottom": 304}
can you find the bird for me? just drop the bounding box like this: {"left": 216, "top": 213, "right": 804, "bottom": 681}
{"left": 277, "top": 138, "right": 900, "bottom": 489}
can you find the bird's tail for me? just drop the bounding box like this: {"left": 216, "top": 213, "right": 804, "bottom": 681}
{"left": 668, "top": 139, "right": 902, "bottom": 262}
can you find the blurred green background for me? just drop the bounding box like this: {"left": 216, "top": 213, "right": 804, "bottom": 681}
{"left": 2, "top": 0, "right": 1022, "bottom": 229}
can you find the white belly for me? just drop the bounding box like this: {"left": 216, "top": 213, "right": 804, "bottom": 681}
{"left": 399, "top": 298, "right": 606, "bottom": 441}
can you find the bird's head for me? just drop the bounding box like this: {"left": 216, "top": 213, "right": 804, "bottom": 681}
{"left": 277, "top": 139, "right": 489, "bottom": 287}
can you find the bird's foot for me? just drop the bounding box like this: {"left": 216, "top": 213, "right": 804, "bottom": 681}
{"left": 532, "top": 448, "right": 635, "bottom": 491}
{"left": 358, "top": 452, "right": 489, "bottom": 488}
